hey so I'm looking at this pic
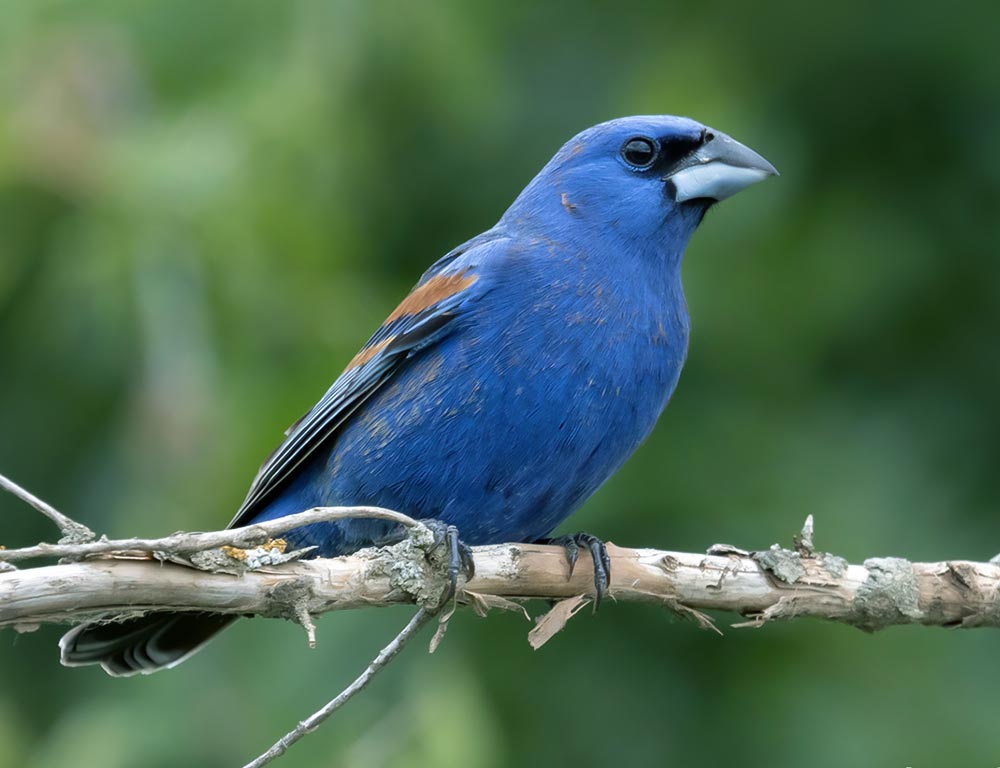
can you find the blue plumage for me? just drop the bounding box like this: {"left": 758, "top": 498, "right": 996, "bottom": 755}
{"left": 244, "top": 116, "right": 761, "bottom": 553}
{"left": 60, "top": 115, "right": 776, "bottom": 675}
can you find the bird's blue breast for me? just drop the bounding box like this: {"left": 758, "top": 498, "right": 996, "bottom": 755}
{"left": 251, "top": 239, "right": 689, "bottom": 556}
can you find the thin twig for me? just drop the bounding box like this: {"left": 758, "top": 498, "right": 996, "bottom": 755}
{"left": 0, "top": 505, "right": 424, "bottom": 563}
{"left": 0, "top": 472, "right": 95, "bottom": 543}
{"left": 241, "top": 607, "right": 434, "bottom": 768}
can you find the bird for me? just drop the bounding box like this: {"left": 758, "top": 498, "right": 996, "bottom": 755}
{"left": 60, "top": 115, "right": 776, "bottom": 676}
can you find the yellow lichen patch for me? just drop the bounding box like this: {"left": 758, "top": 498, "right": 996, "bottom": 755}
{"left": 221, "top": 545, "right": 247, "bottom": 561}
{"left": 220, "top": 538, "right": 288, "bottom": 562}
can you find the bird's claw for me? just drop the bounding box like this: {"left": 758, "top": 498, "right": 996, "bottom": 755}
{"left": 541, "top": 532, "right": 611, "bottom": 609}
{"left": 422, "top": 520, "right": 475, "bottom": 606}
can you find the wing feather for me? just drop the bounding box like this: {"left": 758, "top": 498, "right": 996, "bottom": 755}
{"left": 227, "top": 249, "right": 488, "bottom": 528}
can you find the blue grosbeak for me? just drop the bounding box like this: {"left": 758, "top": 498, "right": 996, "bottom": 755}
{"left": 61, "top": 115, "right": 776, "bottom": 675}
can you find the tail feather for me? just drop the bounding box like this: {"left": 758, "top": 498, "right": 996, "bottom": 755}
{"left": 60, "top": 613, "right": 236, "bottom": 677}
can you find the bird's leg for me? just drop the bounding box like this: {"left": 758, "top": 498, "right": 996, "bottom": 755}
{"left": 374, "top": 519, "right": 474, "bottom": 605}
{"left": 421, "top": 520, "right": 476, "bottom": 604}
{"left": 538, "top": 532, "right": 611, "bottom": 609}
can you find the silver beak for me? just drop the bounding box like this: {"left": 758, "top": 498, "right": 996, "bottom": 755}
{"left": 667, "top": 129, "right": 778, "bottom": 203}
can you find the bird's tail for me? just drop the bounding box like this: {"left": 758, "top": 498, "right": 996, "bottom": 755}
{"left": 59, "top": 613, "right": 236, "bottom": 677}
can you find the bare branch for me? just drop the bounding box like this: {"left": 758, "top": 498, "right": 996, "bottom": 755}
{"left": 5, "top": 506, "right": 1000, "bottom": 767}
{"left": 0, "top": 472, "right": 94, "bottom": 543}
{"left": 0, "top": 505, "right": 425, "bottom": 564}
{"left": 3, "top": 533, "right": 1000, "bottom": 633}
{"left": 241, "top": 607, "right": 434, "bottom": 768}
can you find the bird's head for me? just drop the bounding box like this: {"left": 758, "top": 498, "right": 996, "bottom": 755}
{"left": 502, "top": 115, "right": 777, "bottom": 258}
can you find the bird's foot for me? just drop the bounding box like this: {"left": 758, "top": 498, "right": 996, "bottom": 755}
{"left": 539, "top": 532, "right": 611, "bottom": 609}
{"left": 421, "top": 520, "right": 475, "bottom": 607}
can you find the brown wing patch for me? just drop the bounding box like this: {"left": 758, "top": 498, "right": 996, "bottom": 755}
{"left": 344, "top": 336, "right": 395, "bottom": 371}
{"left": 386, "top": 271, "right": 477, "bottom": 323}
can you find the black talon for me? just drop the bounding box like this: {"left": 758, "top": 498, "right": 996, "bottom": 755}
{"left": 445, "top": 524, "right": 461, "bottom": 599}
{"left": 562, "top": 538, "right": 581, "bottom": 576}
{"left": 423, "top": 520, "right": 475, "bottom": 606}
{"left": 458, "top": 540, "right": 476, "bottom": 580}
{"left": 539, "top": 532, "right": 611, "bottom": 609}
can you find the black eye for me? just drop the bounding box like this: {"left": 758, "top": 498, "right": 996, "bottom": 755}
{"left": 621, "top": 137, "right": 658, "bottom": 168}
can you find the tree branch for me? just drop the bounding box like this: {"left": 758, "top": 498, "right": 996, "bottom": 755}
{"left": 0, "top": 505, "right": 427, "bottom": 564}
{"left": 0, "top": 471, "right": 95, "bottom": 543}
{"left": 5, "top": 471, "right": 1000, "bottom": 768}
{"left": 241, "top": 607, "right": 434, "bottom": 768}
{"left": 3, "top": 519, "right": 1000, "bottom": 634}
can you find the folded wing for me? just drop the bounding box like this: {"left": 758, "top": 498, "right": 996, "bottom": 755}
{"left": 228, "top": 243, "right": 493, "bottom": 528}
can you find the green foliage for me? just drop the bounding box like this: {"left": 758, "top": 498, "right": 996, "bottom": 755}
{"left": 1, "top": 1, "right": 998, "bottom": 765}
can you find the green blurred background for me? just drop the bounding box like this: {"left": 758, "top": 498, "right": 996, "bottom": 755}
{"left": 2, "top": 1, "right": 999, "bottom": 766}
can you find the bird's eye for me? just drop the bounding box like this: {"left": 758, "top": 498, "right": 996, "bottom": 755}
{"left": 621, "top": 137, "right": 658, "bottom": 168}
